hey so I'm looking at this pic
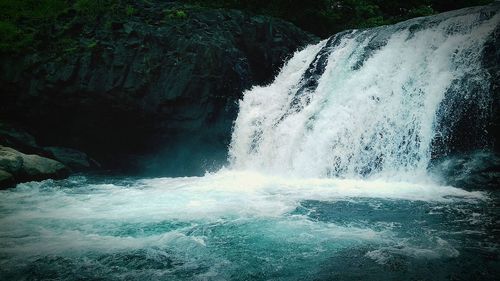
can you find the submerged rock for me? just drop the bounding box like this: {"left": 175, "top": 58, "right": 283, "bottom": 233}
{"left": 0, "top": 146, "right": 69, "bottom": 188}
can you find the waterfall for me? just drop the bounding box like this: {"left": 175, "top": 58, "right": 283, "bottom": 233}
{"left": 229, "top": 4, "right": 500, "bottom": 180}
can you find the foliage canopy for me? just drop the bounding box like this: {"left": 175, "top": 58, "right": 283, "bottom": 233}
{"left": 184, "top": 0, "right": 494, "bottom": 37}
{"left": 0, "top": 0, "right": 494, "bottom": 53}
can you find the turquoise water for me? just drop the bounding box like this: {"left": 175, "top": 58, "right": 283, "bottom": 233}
{"left": 2, "top": 4, "right": 499, "bottom": 281}
{"left": 0, "top": 172, "right": 498, "bottom": 280}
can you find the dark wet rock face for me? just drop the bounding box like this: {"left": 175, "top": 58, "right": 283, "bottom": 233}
{"left": 483, "top": 24, "right": 500, "bottom": 153}
{"left": 431, "top": 7, "right": 500, "bottom": 158}
{"left": 0, "top": 170, "right": 14, "bottom": 188}
{"left": 295, "top": 32, "right": 351, "bottom": 101}
{"left": 429, "top": 150, "right": 500, "bottom": 190}
{"left": 0, "top": 123, "right": 43, "bottom": 156}
{"left": 44, "top": 147, "right": 98, "bottom": 171}
{"left": 0, "top": 4, "right": 317, "bottom": 176}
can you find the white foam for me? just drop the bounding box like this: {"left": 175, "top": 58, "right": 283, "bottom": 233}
{"left": 1, "top": 171, "right": 484, "bottom": 222}
{"left": 229, "top": 9, "right": 499, "bottom": 180}
{"left": 0, "top": 171, "right": 484, "bottom": 258}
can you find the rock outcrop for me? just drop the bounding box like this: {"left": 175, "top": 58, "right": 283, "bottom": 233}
{"left": 0, "top": 122, "right": 98, "bottom": 169}
{"left": 0, "top": 2, "right": 317, "bottom": 176}
{"left": 0, "top": 146, "right": 69, "bottom": 189}
{"left": 483, "top": 23, "right": 500, "bottom": 153}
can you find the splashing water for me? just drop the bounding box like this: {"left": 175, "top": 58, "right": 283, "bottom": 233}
{"left": 229, "top": 5, "right": 499, "bottom": 181}
{"left": 0, "top": 173, "right": 496, "bottom": 280}
{"left": 1, "top": 4, "right": 500, "bottom": 281}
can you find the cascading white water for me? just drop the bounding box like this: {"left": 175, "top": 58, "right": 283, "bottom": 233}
{"left": 2, "top": 6, "right": 500, "bottom": 280}
{"left": 229, "top": 5, "right": 500, "bottom": 181}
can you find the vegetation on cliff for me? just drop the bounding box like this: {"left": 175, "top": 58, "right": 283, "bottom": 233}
{"left": 185, "top": 0, "right": 494, "bottom": 37}
{"left": 0, "top": 0, "right": 193, "bottom": 53}
{"left": 0, "top": 0, "right": 494, "bottom": 53}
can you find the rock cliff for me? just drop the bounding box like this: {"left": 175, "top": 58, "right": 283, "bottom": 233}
{"left": 0, "top": 2, "right": 317, "bottom": 177}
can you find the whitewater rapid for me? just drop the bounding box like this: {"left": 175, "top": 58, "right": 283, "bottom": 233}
{"left": 229, "top": 5, "right": 499, "bottom": 181}
{"left": 1, "top": 4, "right": 500, "bottom": 281}
{"left": 0, "top": 172, "right": 485, "bottom": 256}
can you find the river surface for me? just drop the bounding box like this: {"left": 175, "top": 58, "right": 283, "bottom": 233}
{"left": 2, "top": 4, "right": 499, "bottom": 280}
{"left": 0, "top": 171, "right": 498, "bottom": 280}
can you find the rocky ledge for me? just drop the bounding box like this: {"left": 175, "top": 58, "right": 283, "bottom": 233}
{"left": 0, "top": 122, "right": 98, "bottom": 189}
{"left": 0, "top": 146, "right": 68, "bottom": 189}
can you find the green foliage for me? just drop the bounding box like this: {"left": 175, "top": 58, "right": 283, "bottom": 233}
{"left": 408, "top": 5, "right": 436, "bottom": 18}
{"left": 430, "top": 0, "right": 493, "bottom": 11}
{"left": 125, "top": 4, "right": 136, "bottom": 16}
{"left": 0, "top": 20, "right": 31, "bottom": 52}
{"left": 0, "top": 0, "right": 140, "bottom": 53}
{"left": 0, "top": 0, "right": 67, "bottom": 21}
{"left": 184, "top": 0, "right": 495, "bottom": 37}
{"left": 0, "top": 0, "right": 495, "bottom": 53}
{"left": 74, "top": 0, "right": 119, "bottom": 19}
{"left": 87, "top": 40, "right": 98, "bottom": 49}
{"left": 174, "top": 10, "right": 187, "bottom": 19}
{"left": 59, "top": 38, "right": 79, "bottom": 53}
{"left": 164, "top": 9, "right": 188, "bottom": 20}
{"left": 0, "top": 0, "right": 68, "bottom": 52}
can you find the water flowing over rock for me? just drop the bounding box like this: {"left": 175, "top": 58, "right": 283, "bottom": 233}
{"left": 229, "top": 3, "right": 500, "bottom": 181}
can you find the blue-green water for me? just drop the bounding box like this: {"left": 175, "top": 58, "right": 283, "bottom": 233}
{"left": 0, "top": 171, "right": 498, "bottom": 280}
{"left": 2, "top": 4, "right": 499, "bottom": 280}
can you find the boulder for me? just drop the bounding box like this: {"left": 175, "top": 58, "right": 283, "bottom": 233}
{"left": 0, "top": 146, "right": 24, "bottom": 174}
{"left": 0, "top": 146, "right": 69, "bottom": 188}
{"left": 21, "top": 154, "right": 69, "bottom": 180}
{"left": 1, "top": 121, "right": 97, "bottom": 171}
